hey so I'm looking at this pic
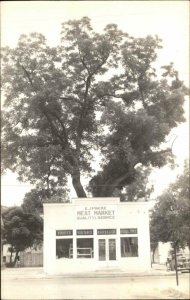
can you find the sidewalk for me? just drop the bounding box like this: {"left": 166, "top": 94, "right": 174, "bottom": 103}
{"left": 1, "top": 263, "right": 179, "bottom": 279}
{"left": 2, "top": 265, "right": 189, "bottom": 299}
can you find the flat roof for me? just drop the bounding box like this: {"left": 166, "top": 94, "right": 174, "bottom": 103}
{"left": 43, "top": 197, "right": 149, "bottom": 207}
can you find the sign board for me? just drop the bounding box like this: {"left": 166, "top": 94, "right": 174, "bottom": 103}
{"left": 56, "top": 230, "right": 73, "bottom": 236}
{"left": 77, "top": 229, "right": 93, "bottom": 235}
{"left": 97, "top": 229, "right": 116, "bottom": 235}
{"left": 76, "top": 205, "right": 117, "bottom": 220}
{"left": 120, "top": 228, "right": 137, "bottom": 234}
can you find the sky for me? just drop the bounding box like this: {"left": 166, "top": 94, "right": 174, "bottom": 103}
{"left": 1, "top": 1, "right": 189, "bottom": 207}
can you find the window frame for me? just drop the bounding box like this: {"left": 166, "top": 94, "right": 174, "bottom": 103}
{"left": 76, "top": 237, "right": 94, "bottom": 259}
{"left": 56, "top": 238, "right": 73, "bottom": 259}
{"left": 120, "top": 236, "right": 139, "bottom": 258}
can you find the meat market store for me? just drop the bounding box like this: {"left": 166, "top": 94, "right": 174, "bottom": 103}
{"left": 43, "top": 197, "right": 151, "bottom": 274}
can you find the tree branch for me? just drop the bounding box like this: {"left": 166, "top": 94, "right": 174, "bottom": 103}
{"left": 75, "top": 57, "right": 109, "bottom": 152}
{"left": 137, "top": 75, "right": 150, "bottom": 111}
{"left": 95, "top": 166, "right": 136, "bottom": 197}
{"left": 39, "top": 103, "right": 79, "bottom": 175}
{"left": 48, "top": 110, "right": 69, "bottom": 147}
{"left": 18, "top": 62, "right": 35, "bottom": 90}
{"left": 46, "top": 156, "right": 56, "bottom": 191}
{"left": 41, "top": 107, "right": 65, "bottom": 148}
{"left": 60, "top": 96, "right": 82, "bottom": 104}
{"left": 21, "top": 138, "right": 60, "bottom": 148}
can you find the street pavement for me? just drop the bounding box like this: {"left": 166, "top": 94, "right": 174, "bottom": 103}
{"left": 1, "top": 265, "right": 190, "bottom": 299}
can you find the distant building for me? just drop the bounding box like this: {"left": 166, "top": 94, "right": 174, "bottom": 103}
{"left": 152, "top": 242, "right": 189, "bottom": 264}
{"left": 43, "top": 197, "right": 151, "bottom": 274}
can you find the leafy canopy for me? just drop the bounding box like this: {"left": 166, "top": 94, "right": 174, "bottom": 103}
{"left": 150, "top": 160, "right": 190, "bottom": 249}
{"left": 2, "top": 207, "right": 43, "bottom": 254}
{"left": 1, "top": 17, "right": 188, "bottom": 199}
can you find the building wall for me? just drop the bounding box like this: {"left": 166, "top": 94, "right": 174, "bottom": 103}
{"left": 2, "top": 244, "right": 14, "bottom": 263}
{"left": 154, "top": 242, "right": 190, "bottom": 264}
{"left": 43, "top": 198, "right": 151, "bottom": 274}
{"left": 157, "top": 242, "right": 172, "bottom": 264}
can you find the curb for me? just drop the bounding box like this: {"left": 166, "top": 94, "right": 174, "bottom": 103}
{"left": 3, "top": 266, "right": 189, "bottom": 280}
{"left": 2, "top": 271, "right": 179, "bottom": 280}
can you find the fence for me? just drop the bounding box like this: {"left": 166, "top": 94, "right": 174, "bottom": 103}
{"left": 20, "top": 252, "right": 43, "bottom": 267}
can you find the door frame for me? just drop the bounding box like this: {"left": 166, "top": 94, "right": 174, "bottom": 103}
{"left": 97, "top": 236, "right": 118, "bottom": 266}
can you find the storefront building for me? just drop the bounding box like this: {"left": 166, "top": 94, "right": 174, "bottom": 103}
{"left": 43, "top": 197, "right": 151, "bottom": 274}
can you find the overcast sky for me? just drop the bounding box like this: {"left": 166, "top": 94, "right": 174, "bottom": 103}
{"left": 1, "top": 1, "right": 189, "bottom": 206}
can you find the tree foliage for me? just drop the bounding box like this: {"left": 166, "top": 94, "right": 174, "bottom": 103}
{"left": 21, "top": 187, "right": 69, "bottom": 215}
{"left": 150, "top": 160, "right": 190, "bottom": 249}
{"left": 21, "top": 189, "right": 44, "bottom": 215}
{"left": 1, "top": 17, "right": 188, "bottom": 199}
{"left": 2, "top": 207, "right": 43, "bottom": 265}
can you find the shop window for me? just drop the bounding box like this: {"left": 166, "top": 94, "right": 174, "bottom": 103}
{"left": 120, "top": 237, "right": 138, "bottom": 257}
{"left": 56, "top": 239, "right": 73, "bottom": 259}
{"left": 77, "top": 238, "right": 94, "bottom": 258}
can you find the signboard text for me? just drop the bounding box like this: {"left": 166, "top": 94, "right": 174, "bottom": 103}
{"left": 76, "top": 205, "right": 116, "bottom": 220}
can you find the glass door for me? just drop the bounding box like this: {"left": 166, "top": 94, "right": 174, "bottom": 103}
{"left": 98, "top": 238, "right": 116, "bottom": 262}
{"left": 109, "top": 239, "right": 116, "bottom": 260}
{"left": 98, "top": 239, "right": 106, "bottom": 261}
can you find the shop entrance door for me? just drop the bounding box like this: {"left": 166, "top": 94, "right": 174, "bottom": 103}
{"left": 98, "top": 238, "right": 117, "bottom": 264}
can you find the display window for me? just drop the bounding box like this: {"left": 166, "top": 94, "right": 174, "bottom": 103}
{"left": 56, "top": 239, "right": 73, "bottom": 259}
{"left": 77, "top": 238, "right": 94, "bottom": 258}
{"left": 120, "top": 237, "right": 138, "bottom": 257}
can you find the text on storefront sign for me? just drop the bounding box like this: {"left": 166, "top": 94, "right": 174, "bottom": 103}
{"left": 56, "top": 230, "right": 73, "bottom": 236}
{"left": 120, "top": 228, "right": 137, "bottom": 234}
{"left": 76, "top": 205, "right": 117, "bottom": 220}
{"left": 97, "top": 229, "right": 117, "bottom": 235}
{"left": 77, "top": 229, "right": 93, "bottom": 235}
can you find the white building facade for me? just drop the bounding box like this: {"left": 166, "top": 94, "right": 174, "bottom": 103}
{"left": 43, "top": 198, "right": 151, "bottom": 274}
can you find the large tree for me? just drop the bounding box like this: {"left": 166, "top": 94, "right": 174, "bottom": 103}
{"left": 1, "top": 17, "right": 188, "bottom": 199}
{"left": 2, "top": 207, "right": 43, "bottom": 266}
{"left": 150, "top": 160, "right": 190, "bottom": 251}
{"left": 21, "top": 187, "right": 69, "bottom": 215}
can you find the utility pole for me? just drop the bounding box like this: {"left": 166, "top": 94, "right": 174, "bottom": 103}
{"left": 174, "top": 243, "right": 179, "bottom": 286}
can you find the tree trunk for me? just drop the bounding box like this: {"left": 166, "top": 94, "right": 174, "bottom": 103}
{"left": 9, "top": 248, "right": 13, "bottom": 263}
{"left": 174, "top": 243, "right": 179, "bottom": 286}
{"left": 13, "top": 250, "right": 19, "bottom": 267}
{"left": 100, "top": 171, "right": 134, "bottom": 197}
{"left": 152, "top": 246, "right": 157, "bottom": 263}
{"left": 72, "top": 172, "right": 87, "bottom": 198}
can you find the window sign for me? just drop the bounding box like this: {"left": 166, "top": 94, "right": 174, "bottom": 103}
{"left": 120, "top": 228, "right": 137, "bottom": 234}
{"left": 76, "top": 205, "right": 117, "bottom": 220}
{"left": 97, "top": 229, "right": 116, "bottom": 235}
{"left": 77, "top": 230, "right": 93, "bottom": 235}
{"left": 56, "top": 230, "right": 73, "bottom": 236}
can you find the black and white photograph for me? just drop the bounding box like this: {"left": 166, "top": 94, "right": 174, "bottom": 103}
{"left": 1, "top": 1, "right": 189, "bottom": 299}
